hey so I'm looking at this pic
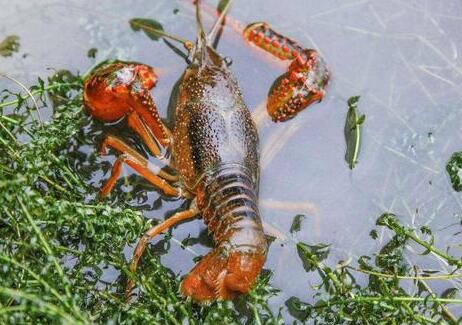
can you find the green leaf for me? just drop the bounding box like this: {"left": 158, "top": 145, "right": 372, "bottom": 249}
{"left": 446, "top": 151, "right": 462, "bottom": 192}
{"left": 347, "top": 95, "right": 360, "bottom": 108}
{"left": 129, "top": 18, "right": 164, "bottom": 41}
{"left": 369, "top": 229, "right": 378, "bottom": 240}
{"left": 441, "top": 288, "right": 458, "bottom": 299}
{"left": 87, "top": 48, "right": 97, "bottom": 58}
{"left": 375, "top": 235, "right": 408, "bottom": 275}
{"left": 422, "top": 269, "right": 440, "bottom": 274}
{"left": 419, "top": 225, "right": 434, "bottom": 255}
{"left": 47, "top": 70, "right": 79, "bottom": 107}
{"left": 0, "top": 35, "right": 20, "bottom": 57}
{"left": 217, "top": 0, "right": 231, "bottom": 13}
{"left": 296, "top": 242, "right": 330, "bottom": 272}
{"left": 344, "top": 95, "right": 364, "bottom": 169}
{"left": 376, "top": 213, "right": 399, "bottom": 228}
{"left": 290, "top": 214, "right": 305, "bottom": 234}
{"left": 285, "top": 296, "right": 312, "bottom": 322}
{"left": 420, "top": 225, "right": 432, "bottom": 235}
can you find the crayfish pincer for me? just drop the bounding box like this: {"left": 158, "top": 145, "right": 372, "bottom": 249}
{"left": 244, "top": 22, "right": 329, "bottom": 122}
{"left": 83, "top": 0, "right": 267, "bottom": 303}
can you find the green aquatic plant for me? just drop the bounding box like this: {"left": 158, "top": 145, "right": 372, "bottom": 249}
{"left": 344, "top": 96, "right": 365, "bottom": 169}
{"left": 0, "top": 73, "right": 461, "bottom": 324}
{"left": 287, "top": 213, "right": 462, "bottom": 324}
{"left": 446, "top": 151, "right": 462, "bottom": 192}
{"left": 289, "top": 214, "right": 305, "bottom": 234}
{"left": 0, "top": 74, "right": 282, "bottom": 324}
{"left": 0, "top": 35, "right": 20, "bottom": 57}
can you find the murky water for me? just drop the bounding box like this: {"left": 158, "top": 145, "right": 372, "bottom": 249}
{"left": 1, "top": 0, "right": 462, "bottom": 321}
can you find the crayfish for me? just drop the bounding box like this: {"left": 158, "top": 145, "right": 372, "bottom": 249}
{"left": 83, "top": 0, "right": 329, "bottom": 303}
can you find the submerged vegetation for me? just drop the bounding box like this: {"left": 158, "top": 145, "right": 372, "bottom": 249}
{"left": 0, "top": 74, "right": 283, "bottom": 324}
{"left": 0, "top": 68, "right": 460, "bottom": 324}
{"left": 288, "top": 213, "right": 462, "bottom": 324}
{"left": 0, "top": 36, "right": 20, "bottom": 57}
{"left": 446, "top": 152, "right": 462, "bottom": 192}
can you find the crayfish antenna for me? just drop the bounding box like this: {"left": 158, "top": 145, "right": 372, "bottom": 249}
{"left": 207, "top": 0, "right": 233, "bottom": 47}
{"left": 194, "top": 0, "right": 207, "bottom": 45}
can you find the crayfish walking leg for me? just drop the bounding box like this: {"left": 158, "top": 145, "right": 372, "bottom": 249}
{"left": 83, "top": 61, "right": 180, "bottom": 198}
{"left": 98, "top": 136, "right": 179, "bottom": 198}
{"left": 125, "top": 206, "right": 200, "bottom": 302}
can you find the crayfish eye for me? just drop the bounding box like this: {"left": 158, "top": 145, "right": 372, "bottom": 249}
{"left": 83, "top": 61, "right": 158, "bottom": 122}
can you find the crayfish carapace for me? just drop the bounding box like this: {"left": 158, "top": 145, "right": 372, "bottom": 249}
{"left": 83, "top": 0, "right": 328, "bottom": 304}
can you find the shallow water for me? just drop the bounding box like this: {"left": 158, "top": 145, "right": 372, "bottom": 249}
{"left": 1, "top": 0, "right": 462, "bottom": 321}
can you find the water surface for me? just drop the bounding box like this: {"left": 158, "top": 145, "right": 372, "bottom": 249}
{"left": 1, "top": 0, "right": 461, "bottom": 320}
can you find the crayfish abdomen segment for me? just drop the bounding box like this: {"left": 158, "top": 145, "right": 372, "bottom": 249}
{"left": 181, "top": 164, "right": 267, "bottom": 302}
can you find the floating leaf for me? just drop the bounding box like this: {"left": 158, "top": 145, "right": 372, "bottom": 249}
{"left": 87, "top": 48, "right": 98, "bottom": 58}
{"left": 446, "top": 151, "right": 462, "bottom": 191}
{"left": 181, "top": 235, "right": 197, "bottom": 248}
{"left": 285, "top": 296, "right": 312, "bottom": 322}
{"left": 217, "top": 0, "right": 231, "bottom": 13}
{"left": 441, "top": 287, "right": 458, "bottom": 299}
{"left": 290, "top": 214, "right": 305, "bottom": 234}
{"left": 422, "top": 269, "right": 440, "bottom": 275}
{"left": 0, "top": 35, "right": 20, "bottom": 57}
{"left": 296, "top": 242, "right": 330, "bottom": 272}
{"left": 369, "top": 229, "right": 378, "bottom": 240}
{"left": 129, "top": 18, "right": 164, "bottom": 41}
{"left": 344, "top": 95, "right": 365, "bottom": 169}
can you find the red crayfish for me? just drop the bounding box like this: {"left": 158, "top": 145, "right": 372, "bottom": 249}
{"left": 83, "top": 0, "right": 329, "bottom": 303}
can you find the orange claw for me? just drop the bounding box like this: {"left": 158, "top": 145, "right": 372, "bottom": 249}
{"left": 244, "top": 22, "right": 330, "bottom": 122}
{"left": 83, "top": 61, "right": 170, "bottom": 148}
{"left": 181, "top": 248, "right": 265, "bottom": 303}
{"left": 267, "top": 49, "right": 329, "bottom": 122}
{"left": 244, "top": 22, "right": 295, "bottom": 61}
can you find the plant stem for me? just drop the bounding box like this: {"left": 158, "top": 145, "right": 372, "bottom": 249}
{"left": 406, "top": 230, "right": 462, "bottom": 268}
{"left": 0, "top": 287, "right": 85, "bottom": 324}
{"left": 39, "top": 175, "right": 70, "bottom": 193}
{"left": 298, "top": 243, "right": 345, "bottom": 292}
{"left": 0, "top": 115, "right": 20, "bottom": 124}
{"left": 347, "top": 266, "right": 462, "bottom": 280}
{"left": 378, "top": 213, "right": 462, "bottom": 268}
{"left": 415, "top": 270, "right": 457, "bottom": 323}
{"left": 313, "top": 295, "right": 462, "bottom": 308}
{"left": 0, "top": 255, "right": 69, "bottom": 310}
{"left": 0, "top": 81, "right": 81, "bottom": 109}
{"left": 17, "top": 199, "right": 65, "bottom": 279}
